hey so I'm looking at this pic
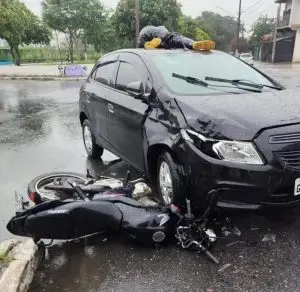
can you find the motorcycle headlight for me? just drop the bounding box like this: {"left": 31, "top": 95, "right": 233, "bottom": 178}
{"left": 181, "top": 129, "right": 264, "bottom": 165}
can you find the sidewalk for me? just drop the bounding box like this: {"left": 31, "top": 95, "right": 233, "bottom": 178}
{"left": 0, "top": 64, "right": 94, "bottom": 80}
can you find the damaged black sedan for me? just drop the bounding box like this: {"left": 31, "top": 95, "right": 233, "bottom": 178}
{"left": 79, "top": 49, "right": 300, "bottom": 210}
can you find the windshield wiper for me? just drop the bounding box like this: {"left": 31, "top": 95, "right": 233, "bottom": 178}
{"left": 172, "top": 73, "right": 262, "bottom": 93}
{"left": 172, "top": 73, "right": 208, "bottom": 87}
{"left": 205, "top": 76, "right": 282, "bottom": 90}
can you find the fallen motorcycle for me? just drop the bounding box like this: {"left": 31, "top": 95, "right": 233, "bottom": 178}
{"left": 7, "top": 173, "right": 220, "bottom": 264}
{"left": 26, "top": 170, "right": 133, "bottom": 204}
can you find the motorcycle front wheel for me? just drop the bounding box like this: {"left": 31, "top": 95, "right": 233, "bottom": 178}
{"left": 27, "top": 172, "right": 88, "bottom": 202}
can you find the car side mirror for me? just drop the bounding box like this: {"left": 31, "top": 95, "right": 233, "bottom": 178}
{"left": 126, "top": 81, "right": 145, "bottom": 98}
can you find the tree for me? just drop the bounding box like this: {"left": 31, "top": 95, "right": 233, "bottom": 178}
{"left": 83, "top": 10, "right": 116, "bottom": 53}
{"left": 113, "top": 0, "right": 182, "bottom": 48}
{"left": 0, "top": 0, "right": 51, "bottom": 65}
{"left": 249, "top": 16, "right": 276, "bottom": 44}
{"left": 42, "top": 0, "right": 106, "bottom": 63}
{"left": 196, "top": 11, "right": 245, "bottom": 51}
{"left": 178, "top": 16, "right": 210, "bottom": 41}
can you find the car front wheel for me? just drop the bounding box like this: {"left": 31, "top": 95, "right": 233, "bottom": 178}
{"left": 82, "top": 119, "right": 104, "bottom": 159}
{"left": 157, "top": 151, "right": 185, "bottom": 206}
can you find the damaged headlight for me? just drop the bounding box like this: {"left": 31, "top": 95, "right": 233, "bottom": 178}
{"left": 181, "top": 129, "right": 264, "bottom": 165}
{"left": 212, "top": 141, "right": 263, "bottom": 165}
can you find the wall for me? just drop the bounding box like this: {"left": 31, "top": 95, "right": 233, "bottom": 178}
{"left": 286, "top": 0, "right": 293, "bottom": 10}
{"left": 293, "top": 29, "right": 300, "bottom": 62}
{"left": 290, "top": 0, "right": 300, "bottom": 28}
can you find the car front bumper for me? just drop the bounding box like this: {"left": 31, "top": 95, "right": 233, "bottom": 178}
{"left": 181, "top": 141, "right": 300, "bottom": 210}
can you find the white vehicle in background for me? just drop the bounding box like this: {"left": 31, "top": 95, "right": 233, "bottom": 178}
{"left": 239, "top": 52, "right": 254, "bottom": 66}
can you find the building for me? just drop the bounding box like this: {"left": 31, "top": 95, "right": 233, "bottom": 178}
{"left": 0, "top": 38, "right": 9, "bottom": 48}
{"left": 275, "top": 0, "right": 300, "bottom": 62}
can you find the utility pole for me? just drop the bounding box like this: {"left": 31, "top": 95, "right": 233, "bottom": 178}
{"left": 135, "top": 0, "right": 140, "bottom": 47}
{"left": 236, "top": 0, "right": 242, "bottom": 56}
{"left": 272, "top": 3, "right": 281, "bottom": 63}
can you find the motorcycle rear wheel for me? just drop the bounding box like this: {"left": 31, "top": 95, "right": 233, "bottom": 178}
{"left": 27, "top": 172, "right": 88, "bottom": 202}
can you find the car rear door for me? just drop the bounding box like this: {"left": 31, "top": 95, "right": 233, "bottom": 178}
{"left": 84, "top": 54, "right": 118, "bottom": 146}
{"left": 106, "top": 53, "right": 152, "bottom": 171}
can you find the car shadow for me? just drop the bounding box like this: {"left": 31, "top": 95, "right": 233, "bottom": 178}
{"left": 85, "top": 157, "right": 143, "bottom": 181}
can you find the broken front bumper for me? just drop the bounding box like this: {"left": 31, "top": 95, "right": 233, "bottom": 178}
{"left": 181, "top": 141, "right": 300, "bottom": 210}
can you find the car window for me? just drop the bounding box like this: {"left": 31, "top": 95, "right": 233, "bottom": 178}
{"left": 150, "top": 52, "right": 274, "bottom": 95}
{"left": 93, "top": 62, "right": 116, "bottom": 86}
{"left": 115, "top": 62, "right": 140, "bottom": 92}
{"left": 116, "top": 52, "right": 152, "bottom": 93}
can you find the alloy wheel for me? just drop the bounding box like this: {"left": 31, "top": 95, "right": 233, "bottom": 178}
{"left": 83, "top": 125, "right": 93, "bottom": 153}
{"left": 159, "top": 161, "right": 173, "bottom": 205}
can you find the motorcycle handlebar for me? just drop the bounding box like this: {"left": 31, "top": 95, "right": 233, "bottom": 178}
{"left": 69, "top": 182, "right": 90, "bottom": 201}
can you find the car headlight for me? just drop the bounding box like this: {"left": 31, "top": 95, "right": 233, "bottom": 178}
{"left": 212, "top": 141, "right": 263, "bottom": 164}
{"left": 181, "top": 129, "right": 264, "bottom": 165}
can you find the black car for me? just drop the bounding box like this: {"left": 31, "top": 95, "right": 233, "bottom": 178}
{"left": 79, "top": 48, "right": 300, "bottom": 210}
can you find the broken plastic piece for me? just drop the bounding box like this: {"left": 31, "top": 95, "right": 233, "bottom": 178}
{"left": 226, "top": 241, "right": 240, "bottom": 247}
{"left": 233, "top": 227, "right": 241, "bottom": 237}
{"left": 218, "top": 263, "right": 232, "bottom": 272}
{"left": 224, "top": 230, "right": 231, "bottom": 237}
{"left": 262, "top": 234, "right": 276, "bottom": 243}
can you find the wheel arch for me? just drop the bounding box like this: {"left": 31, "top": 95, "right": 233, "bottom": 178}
{"left": 147, "top": 143, "right": 175, "bottom": 181}
{"left": 80, "top": 112, "right": 88, "bottom": 125}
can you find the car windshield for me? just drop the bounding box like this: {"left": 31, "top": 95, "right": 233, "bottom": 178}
{"left": 241, "top": 53, "right": 252, "bottom": 58}
{"left": 151, "top": 51, "right": 273, "bottom": 95}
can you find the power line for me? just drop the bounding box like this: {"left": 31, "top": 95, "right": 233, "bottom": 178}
{"left": 216, "top": 6, "right": 236, "bottom": 18}
{"left": 242, "top": 0, "right": 264, "bottom": 14}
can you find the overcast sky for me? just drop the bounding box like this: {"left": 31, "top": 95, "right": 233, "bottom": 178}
{"left": 23, "top": 0, "right": 278, "bottom": 32}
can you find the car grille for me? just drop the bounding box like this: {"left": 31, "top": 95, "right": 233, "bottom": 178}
{"left": 275, "top": 150, "right": 300, "bottom": 170}
{"left": 269, "top": 132, "right": 300, "bottom": 144}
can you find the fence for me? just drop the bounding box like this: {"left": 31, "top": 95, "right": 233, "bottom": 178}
{"left": 0, "top": 47, "right": 102, "bottom": 64}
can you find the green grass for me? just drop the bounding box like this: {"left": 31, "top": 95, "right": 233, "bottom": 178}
{"left": 0, "top": 251, "right": 11, "bottom": 264}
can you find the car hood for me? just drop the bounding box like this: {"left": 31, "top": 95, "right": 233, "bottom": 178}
{"left": 175, "top": 89, "right": 300, "bottom": 141}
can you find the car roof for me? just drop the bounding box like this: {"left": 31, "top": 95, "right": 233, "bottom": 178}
{"left": 103, "top": 48, "right": 228, "bottom": 59}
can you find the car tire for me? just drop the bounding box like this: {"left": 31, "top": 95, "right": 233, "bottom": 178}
{"left": 157, "top": 151, "right": 185, "bottom": 206}
{"left": 82, "top": 119, "right": 104, "bottom": 159}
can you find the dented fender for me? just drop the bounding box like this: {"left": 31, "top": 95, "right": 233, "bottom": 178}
{"left": 142, "top": 91, "right": 192, "bottom": 177}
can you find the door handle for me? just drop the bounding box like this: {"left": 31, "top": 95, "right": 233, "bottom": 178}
{"left": 108, "top": 103, "right": 114, "bottom": 114}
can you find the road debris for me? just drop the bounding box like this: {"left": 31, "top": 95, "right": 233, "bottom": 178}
{"left": 221, "top": 218, "right": 241, "bottom": 238}
{"left": 218, "top": 263, "right": 232, "bottom": 272}
{"left": 226, "top": 241, "right": 244, "bottom": 247}
{"left": 232, "top": 227, "right": 241, "bottom": 237}
{"left": 262, "top": 234, "right": 276, "bottom": 243}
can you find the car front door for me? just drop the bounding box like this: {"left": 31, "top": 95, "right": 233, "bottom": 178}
{"left": 84, "top": 55, "right": 118, "bottom": 146}
{"left": 106, "top": 53, "right": 152, "bottom": 171}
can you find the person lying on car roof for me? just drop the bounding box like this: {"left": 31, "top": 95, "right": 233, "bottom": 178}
{"left": 137, "top": 25, "right": 215, "bottom": 51}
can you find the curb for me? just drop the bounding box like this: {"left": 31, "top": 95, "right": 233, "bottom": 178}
{"left": 0, "top": 76, "right": 86, "bottom": 81}
{"left": 0, "top": 239, "right": 43, "bottom": 292}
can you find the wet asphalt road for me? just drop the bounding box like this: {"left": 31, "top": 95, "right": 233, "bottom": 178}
{"left": 0, "top": 63, "right": 300, "bottom": 292}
